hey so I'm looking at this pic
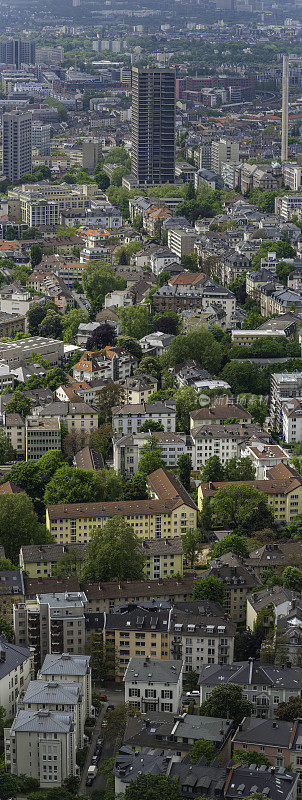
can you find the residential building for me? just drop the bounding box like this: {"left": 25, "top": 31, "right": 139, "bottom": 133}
{"left": 201, "top": 554, "right": 258, "bottom": 623}
{"left": 0, "top": 38, "right": 35, "bottom": 67}
{"left": 282, "top": 162, "right": 302, "bottom": 191}
{"left": 14, "top": 592, "right": 87, "bottom": 668}
{"left": 4, "top": 709, "right": 77, "bottom": 787}
{"left": 2, "top": 112, "right": 32, "bottom": 183}
{"left": 241, "top": 443, "right": 291, "bottom": 479}
{"left": 46, "top": 467, "right": 198, "bottom": 544}
{"left": 211, "top": 139, "right": 240, "bottom": 174}
{"left": 18, "top": 679, "right": 85, "bottom": 747}
{"left": 170, "top": 600, "right": 235, "bottom": 670}
{"left": 8, "top": 182, "right": 100, "bottom": 227}
{"left": 190, "top": 403, "right": 252, "bottom": 431}
{"left": 38, "top": 653, "right": 92, "bottom": 720}
{"left": 0, "top": 337, "right": 64, "bottom": 368}
{"left": 0, "top": 635, "right": 33, "bottom": 717}
{"left": 194, "top": 168, "right": 224, "bottom": 190}
{"left": 0, "top": 569, "right": 24, "bottom": 628}
{"left": 282, "top": 398, "right": 302, "bottom": 442}
{"left": 118, "top": 374, "right": 158, "bottom": 405}
{"left": 0, "top": 313, "right": 26, "bottom": 340}
{"left": 82, "top": 575, "right": 195, "bottom": 615}
{"left": 4, "top": 412, "right": 25, "bottom": 458}
{"left": 190, "top": 423, "right": 269, "bottom": 469}
{"left": 142, "top": 537, "right": 184, "bottom": 579}
{"left": 114, "top": 747, "right": 173, "bottom": 796}
{"left": 32, "top": 123, "right": 51, "bottom": 155}
{"left": 37, "top": 401, "right": 98, "bottom": 434}
{"left": 232, "top": 717, "right": 299, "bottom": 770}
{"left": 167, "top": 227, "right": 196, "bottom": 258}
{"left": 123, "top": 711, "right": 233, "bottom": 763}
{"left": 246, "top": 586, "right": 297, "bottom": 632}
{"left": 112, "top": 401, "right": 176, "bottom": 435}
{"left": 139, "top": 331, "right": 175, "bottom": 357}
{"left": 25, "top": 416, "right": 61, "bottom": 461}
{"left": 72, "top": 347, "right": 137, "bottom": 383}
{"left": 131, "top": 66, "right": 176, "bottom": 185}
{"left": 124, "top": 657, "right": 183, "bottom": 713}
{"left": 199, "top": 660, "right": 302, "bottom": 718}
{"left": 198, "top": 462, "right": 302, "bottom": 526}
{"left": 152, "top": 273, "right": 236, "bottom": 325}
{"left": 275, "top": 194, "right": 302, "bottom": 221}
{"left": 149, "top": 248, "right": 181, "bottom": 276}
{"left": 74, "top": 446, "right": 104, "bottom": 471}
{"left": 19, "top": 544, "right": 85, "bottom": 579}
{"left": 97, "top": 600, "right": 172, "bottom": 681}
{"left": 271, "top": 372, "right": 302, "bottom": 430}
{"left": 113, "top": 431, "right": 187, "bottom": 476}
{"left": 171, "top": 761, "right": 298, "bottom": 800}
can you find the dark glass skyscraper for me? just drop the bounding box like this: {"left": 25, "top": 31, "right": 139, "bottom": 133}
{"left": 132, "top": 66, "right": 176, "bottom": 186}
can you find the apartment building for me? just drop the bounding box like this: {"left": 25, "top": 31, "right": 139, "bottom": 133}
{"left": 282, "top": 162, "right": 302, "bottom": 191}
{"left": 231, "top": 328, "right": 287, "bottom": 345}
{"left": 199, "top": 661, "right": 302, "bottom": 719}
{"left": 0, "top": 635, "right": 33, "bottom": 717}
{"left": 72, "top": 347, "right": 137, "bottom": 383}
{"left": 198, "top": 462, "right": 302, "bottom": 526}
{"left": 4, "top": 412, "right": 26, "bottom": 458}
{"left": 3, "top": 112, "right": 32, "bottom": 183}
{"left": 282, "top": 398, "right": 302, "bottom": 443}
{"left": 248, "top": 543, "right": 302, "bottom": 582}
{"left": 189, "top": 422, "right": 269, "bottom": 469}
{"left": 18, "top": 679, "right": 85, "bottom": 747}
{"left": 167, "top": 227, "right": 196, "bottom": 258}
{"left": 232, "top": 717, "right": 302, "bottom": 776}
{"left": 142, "top": 537, "right": 184, "bottom": 579}
{"left": 118, "top": 374, "right": 158, "bottom": 405}
{"left": 189, "top": 403, "right": 252, "bottom": 431}
{"left": 241, "top": 443, "right": 291, "bottom": 479}
{"left": 19, "top": 544, "right": 85, "bottom": 579}
{"left": 169, "top": 600, "right": 236, "bottom": 671}
{"left": 25, "top": 417, "right": 61, "bottom": 461}
{"left": 152, "top": 273, "right": 236, "bottom": 325}
{"left": 14, "top": 592, "right": 87, "bottom": 669}
{"left": 211, "top": 139, "right": 239, "bottom": 174}
{"left": 275, "top": 194, "right": 302, "bottom": 221}
{"left": 112, "top": 401, "right": 176, "bottom": 435}
{"left": 131, "top": 66, "right": 175, "bottom": 186}
{"left": 124, "top": 657, "right": 183, "bottom": 713}
{"left": 4, "top": 709, "right": 77, "bottom": 787}
{"left": 0, "top": 570, "right": 24, "bottom": 628}
{"left": 100, "top": 601, "right": 171, "bottom": 681}
{"left": 37, "top": 401, "right": 98, "bottom": 433}
{"left": 0, "top": 337, "right": 64, "bottom": 368}
{"left": 38, "top": 653, "right": 92, "bottom": 721}
{"left": 113, "top": 431, "right": 187, "bottom": 475}
{"left": 8, "top": 182, "right": 100, "bottom": 227}
{"left": 203, "top": 553, "right": 258, "bottom": 623}
{"left": 271, "top": 372, "right": 302, "bottom": 431}
{"left": 82, "top": 575, "right": 195, "bottom": 615}
{"left": 123, "top": 712, "right": 233, "bottom": 763}
{"left": 246, "top": 586, "right": 296, "bottom": 632}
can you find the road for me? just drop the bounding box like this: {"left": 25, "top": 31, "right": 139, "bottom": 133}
{"left": 79, "top": 686, "right": 124, "bottom": 796}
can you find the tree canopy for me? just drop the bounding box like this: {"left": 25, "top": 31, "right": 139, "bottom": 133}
{"left": 211, "top": 483, "right": 274, "bottom": 534}
{"left": 81, "top": 516, "right": 145, "bottom": 582}
{"left": 199, "top": 683, "right": 253, "bottom": 727}
{"left": 0, "top": 493, "right": 50, "bottom": 562}
{"left": 125, "top": 773, "right": 181, "bottom": 800}
{"left": 192, "top": 574, "right": 225, "bottom": 605}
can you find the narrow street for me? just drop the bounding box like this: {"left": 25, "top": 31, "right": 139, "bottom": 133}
{"left": 79, "top": 687, "right": 124, "bottom": 796}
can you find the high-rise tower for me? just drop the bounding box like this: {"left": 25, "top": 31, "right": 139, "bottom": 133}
{"left": 281, "top": 54, "right": 289, "bottom": 163}
{"left": 2, "top": 112, "right": 32, "bottom": 183}
{"left": 131, "top": 66, "right": 176, "bottom": 185}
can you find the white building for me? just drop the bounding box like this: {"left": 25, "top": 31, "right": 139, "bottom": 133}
{"left": 38, "top": 653, "right": 92, "bottom": 722}
{"left": 150, "top": 248, "right": 180, "bottom": 276}
{"left": 113, "top": 431, "right": 187, "bottom": 476}
{"left": 124, "top": 657, "right": 183, "bottom": 713}
{"left": 167, "top": 227, "right": 196, "bottom": 258}
{"left": 4, "top": 709, "right": 77, "bottom": 787}
{"left": 18, "top": 679, "right": 86, "bottom": 747}
{"left": 14, "top": 593, "right": 87, "bottom": 669}
{"left": 139, "top": 331, "right": 175, "bottom": 356}
{"left": 241, "top": 443, "right": 292, "bottom": 479}
{"left": 0, "top": 290, "right": 42, "bottom": 317}
{"left": 112, "top": 401, "right": 176, "bottom": 436}
{"left": 0, "top": 635, "right": 33, "bottom": 718}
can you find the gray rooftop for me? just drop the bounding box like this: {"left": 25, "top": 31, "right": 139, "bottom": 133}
{"left": 124, "top": 657, "right": 183, "bottom": 684}
{"left": 0, "top": 635, "right": 30, "bottom": 680}
{"left": 11, "top": 709, "right": 74, "bottom": 733}
{"left": 40, "top": 652, "right": 90, "bottom": 677}
{"left": 38, "top": 591, "right": 87, "bottom": 608}
{"left": 22, "top": 680, "right": 82, "bottom": 707}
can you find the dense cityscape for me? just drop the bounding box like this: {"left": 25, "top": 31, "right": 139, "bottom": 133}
{"left": 1, "top": 0, "right": 302, "bottom": 799}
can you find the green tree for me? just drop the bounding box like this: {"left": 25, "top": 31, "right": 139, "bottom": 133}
{"left": 210, "top": 534, "right": 250, "bottom": 560}
{"left": 81, "top": 516, "right": 145, "bottom": 582}
{"left": 138, "top": 436, "right": 165, "bottom": 478}
{"left": 36, "top": 450, "right": 65, "bottom": 487}
{"left": 192, "top": 574, "right": 225, "bottom": 605}
{"left": 44, "top": 465, "right": 104, "bottom": 505}
{"left": 98, "top": 382, "right": 124, "bottom": 424}
{"left": 190, "top": 738, "right": 216, "bottom": 765}
{"left": 39, "top": 310, "right": 63, "bottom": 339}
{"left": 164, "top": 328, "right": 222, "bottom": 373}
{"left": 0, "top": 429, "right": 14, "bottom": 463}
{"left": 85, "top": 631, "right": 116, "bottom": 684}
{"left": 177, "top": 453, "right": 192, "bottom": 490}
{"left": 5, "top": 390, "right": 31, "bottom": 419}
{"left": 175, "top": 386, "right": 201, "bottom": 433}
{"left": 123, "top": 475, "right": 147, "bottom": 500}
{"left": 224, "top": 457, "right": 255, "bottom": 482}
{"left": 0, "top": 557, "right": 16, "bottom": 570}
{"left": 201, "top": 456, "right": 224, "bottom": 482}
{"left": 0, "top": 616, "right": 14, "bottom": 641}
{"left": 118, "top": 336, "right": 143, "bottom": 361}
{"left": 199, "top": 683, "right": 253, "bottom": 727}
{"left": 139, "top": 420, "right": 164, "bottom": 432}
{"left": 125, "top": 774, "right": 181, "bottom": 800}
{"left": 136, "top": 356, "right": 162, "bottom": 380}
{"left": 89, "top": 423, "right": 113, "bottom": 461}
{"left": 182, "top": 528, "right": 203, "bottom": 569}
{"left": 61, "top": 309, "right": 89, "bottom": 344}
{"left": 247, "top": 397, "right": 268, "bottom": 425}
{"left": 276, "top": 695, "right": 302, "bottom": 721}
{"left": 233, "top": 749, "right": 270, "bottom": 767}
{"left": 0, "top": 493, "right": 50, "bottom": 562}
{"left": 119, "top": 305, "right": 153, "bottom": 340}
{"left": 82, "top": 261, "right": 126, "bottom": 314}
{"left": 52, "top": 547, "right": 84, "bottom": 578}
{"left": 212, "top": 484, "right": 274, "bottom": 534}
{"left": 281, "top": 566, "right": 302, "bottom": 592}
{"left": 30, "top": 243, "right": 42, "bottom": 267}
{"left": 184, "top": 669, "right": 199, "bottom": 691}
{"left": 4, "top": 461, "right": 40, "bottom": 497}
